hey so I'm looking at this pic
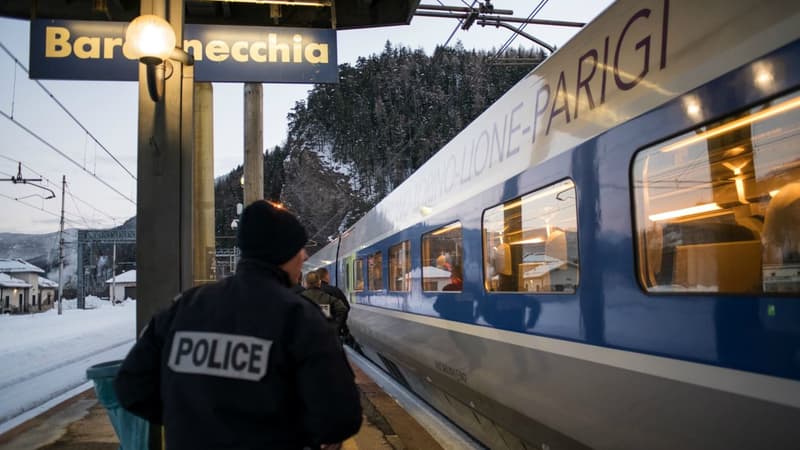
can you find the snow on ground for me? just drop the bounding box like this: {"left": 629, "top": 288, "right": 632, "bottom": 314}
{"left": 0, "top": 296, "right": 136, "bottom": 432}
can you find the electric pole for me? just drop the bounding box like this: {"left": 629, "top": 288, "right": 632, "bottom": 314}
{"left": 57, "top": 175, "right": 65, "bottom": 315}
{"left": 111, "top": 239, "right": 117, "bottom": 306}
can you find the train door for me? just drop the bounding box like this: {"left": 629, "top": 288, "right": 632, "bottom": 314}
{"left": 343, "top": 254, "right": 355, "bottom": 303}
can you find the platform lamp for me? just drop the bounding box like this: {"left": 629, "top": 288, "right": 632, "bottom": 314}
{"left": 124, "top": 14, "right": 194, "bottom": 102}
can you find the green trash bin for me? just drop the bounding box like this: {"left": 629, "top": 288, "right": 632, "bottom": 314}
{"left": 86, "top": 360, "right": 149, "bottom": 450}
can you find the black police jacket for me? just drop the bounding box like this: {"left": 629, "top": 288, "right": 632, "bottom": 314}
{"left": 114, "top": 258, "right": 362, "bottom": 449}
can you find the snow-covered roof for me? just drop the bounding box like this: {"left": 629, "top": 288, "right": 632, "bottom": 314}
{"left": 38, "top": 276, "right": 59, "bottom": 288}
{"left": 523, "top": 261, "right": 578, "bottom": 278}
{"left": 0, "top": 272, "right": 31, "bottom": 288}
{"left": 0, "top": 258, "right": 45, "bottom": 274}
{"left": 105, "top": 269, "right": 136, "bottom": 284}
{"left": 421, "top": 266, "right": 452, "bottom": 279}
{"left": 523, "top": 253, "right": 561, "bottom": 264}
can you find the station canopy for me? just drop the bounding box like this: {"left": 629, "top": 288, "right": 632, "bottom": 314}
{"left": 0, "top": 0, "right": 420, "bottom": 30}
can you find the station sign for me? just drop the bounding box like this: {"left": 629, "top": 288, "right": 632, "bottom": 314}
{"left": 29, "top": 19, "right": 338, "bottom": 83}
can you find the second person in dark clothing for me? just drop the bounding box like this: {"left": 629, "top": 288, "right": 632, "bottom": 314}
{"left": 303, "top": 271, "right": 348, "bottom": 337}
{"left": 317, "top": 267, "right": 353, "bottom": 343}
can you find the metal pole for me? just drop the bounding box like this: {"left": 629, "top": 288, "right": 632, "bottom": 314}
{"left": 137, "top": 0, "right": 194, "bottom": 336}
{"left": 57, "top": 175, "right": 65, "bottom": 315}
{"left": 243, "top": 83, "right": 264, "bottom": 206}
{"left": 193, "top": 82, "right": 216, "bottom": 285}
{"left": 111, "top": 241, "right": 116, "bottom": 305}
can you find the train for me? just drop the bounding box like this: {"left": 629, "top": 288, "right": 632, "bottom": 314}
{"left": 303, "top": 0, "right": 800, "bottom": 448}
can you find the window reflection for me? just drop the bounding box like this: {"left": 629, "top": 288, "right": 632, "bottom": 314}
{"left": 389, "top": 241, "right": 411, "bottom": 291}
{"left": 482, "top": 179, "right": 580, "bottom": 293}
{"left": 422, "top": 222, "right": 463, "bottom": 292}
{"left": 354, "top": 258, "right": 364, "bottom": 291}
{"left": 367, "top": 252, "right": 383, "bottom": 291}
{"left": 633, "top": 91, "right": 800, "bottom": 294}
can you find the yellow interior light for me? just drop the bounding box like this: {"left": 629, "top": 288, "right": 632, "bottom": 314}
{"left": 648, "top": 202, "right": 722, "bottom": 222}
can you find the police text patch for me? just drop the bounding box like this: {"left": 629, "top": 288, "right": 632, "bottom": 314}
{"left": 168, "top": 331, "right": 272, "bottom": 381}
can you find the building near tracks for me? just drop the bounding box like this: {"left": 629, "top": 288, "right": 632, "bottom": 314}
{"left": 0, "top": 258, "right": 57, "bottom": 313}
{"left": 105, "top": 269, "right": 136, "bottom": 302}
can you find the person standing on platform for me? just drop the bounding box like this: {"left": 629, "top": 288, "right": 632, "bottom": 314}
{"left": 302, "top": 271, "right": 348, "bottom": 337}
{"left": 317, "top": 267, "right": 353, "bottom": 342}
{"left": 114, "top": 200, "right": 362, "bottom": 450}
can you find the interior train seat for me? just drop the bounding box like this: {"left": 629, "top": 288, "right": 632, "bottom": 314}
{"left": 659, "top": 222, "right": 761, "bottom": 291}
{"left": 762, "top": 182, "right": 800, "bottom": 293}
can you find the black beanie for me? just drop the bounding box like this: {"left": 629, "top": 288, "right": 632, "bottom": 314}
{"left": 237, "top": 200, "right": 308, "bottom": 265}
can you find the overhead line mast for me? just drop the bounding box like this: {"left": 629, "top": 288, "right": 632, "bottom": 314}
{"left": 0, "top": 162, "right": 56, "bottom": 199}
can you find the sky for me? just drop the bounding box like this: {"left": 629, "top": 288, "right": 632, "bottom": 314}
{"left": 0, "top": 297, "right": 135, "bottom": 434}
{"left": 0, "top": 0, "right": 613, "bottom": 234}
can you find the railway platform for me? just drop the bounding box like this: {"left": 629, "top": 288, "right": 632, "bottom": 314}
{"left": 0, "top": 357, "right": 446, "bottom": 450}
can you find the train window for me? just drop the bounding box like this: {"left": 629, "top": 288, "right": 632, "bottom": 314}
{"left": 354, "top": 258, "right": 364, "bottom": 292}
{"left": 389, "top": 241, "right": 411, "bottom": 291}
{"left": 367, "top": 251, "right": 383, "bottom": 291}
{"left": 633, "top": 91, "right": 800, "bottom": 294}
{"left": 482, "top": 179, "right": 580, "bottom": 293}
{"left": 422, "top": 222, "right": 463, "bottom": 292}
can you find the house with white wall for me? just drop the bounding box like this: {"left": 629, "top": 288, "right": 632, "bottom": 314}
{"left": 0, "top": 273, "right": 31, "bottom": 313}
{"left": 38, "top": 276, "right": 59, "bottom": 309}
{"left": 105, "top": 269, "right": 136, "bottom": 302}
{"left": 0, "top": 258, "right": 48, "bottom": 313}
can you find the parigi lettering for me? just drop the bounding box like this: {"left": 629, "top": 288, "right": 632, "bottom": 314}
{"left": 532, "top": 0, "right": 670, "bottom": 143}
{"left": 44, "top": 26, "right": 329, "bottom": 64}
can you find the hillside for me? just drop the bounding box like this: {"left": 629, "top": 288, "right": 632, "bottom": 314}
{"left": 216, "top": 42, "right": 544, "bottom": 251}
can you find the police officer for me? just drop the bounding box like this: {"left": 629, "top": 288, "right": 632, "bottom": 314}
{"left": 114, "top": 200, "right": 362, "bottom": 449}
{"left": 316, "top": 267, "right": 353, "bottom": 344}
{"left": 302, "top": 271, "right": 348, "bottom": 336}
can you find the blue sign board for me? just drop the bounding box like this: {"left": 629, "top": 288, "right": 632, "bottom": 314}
{"left": 29, "top": 19, "right": 338, "bottom": 83}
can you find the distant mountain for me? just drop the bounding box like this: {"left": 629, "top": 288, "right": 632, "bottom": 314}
{"left": 0, "top": 216, "right": 136, "bottom": 296}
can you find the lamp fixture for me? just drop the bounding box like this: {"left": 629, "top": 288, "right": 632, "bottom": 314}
{"left": 125, "top": 14, "right": 194, "bottom": 102}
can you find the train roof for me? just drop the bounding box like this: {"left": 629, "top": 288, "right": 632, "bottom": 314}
{"left": 311, "top": 0, "right": 800, "bottom": 261}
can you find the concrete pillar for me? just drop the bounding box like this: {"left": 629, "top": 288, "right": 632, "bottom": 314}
{"left": 193, "top": 83, "right": 216, "bottom": 285}
{"left": 136, "top": 0, "right": 194, "bottom": 335}
{"left": 243, "top": 83, "right": 264, "bottom": 206}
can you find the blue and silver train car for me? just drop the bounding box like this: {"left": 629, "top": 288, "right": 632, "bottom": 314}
{"left": 305, "top": 0, "right": 800, "bottom": 448}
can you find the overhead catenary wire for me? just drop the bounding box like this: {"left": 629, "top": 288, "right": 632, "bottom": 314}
{"left": 0, "top": 109, "right": 136, "bottom": 205}
{"left": 66, "top": 184, "right": 93, "bottom": 229}
{"left": 66, "top": 183, "right": 122, "bottom": 224}
{"left": 442, "top": 0, "right": 479, "bottom": 48}
{"left": 494, "top": 0, "right": 549, "bottom": 58}
{"left": 1, "top": 155, "right": 126, "bottom": 226}
{"left": 0, "top": 41, "right": 137, "bottom": 181}
{"left": 0, "top": 192, "right": 85, "bottom": 228}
